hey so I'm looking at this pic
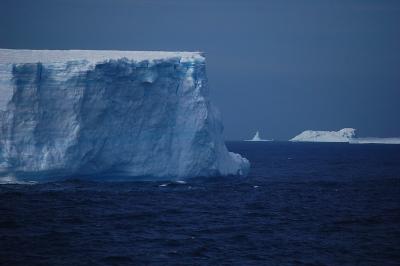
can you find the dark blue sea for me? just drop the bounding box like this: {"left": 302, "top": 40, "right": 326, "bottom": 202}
{"left": 1, "top": 142, "right": 399, "bottom": 265}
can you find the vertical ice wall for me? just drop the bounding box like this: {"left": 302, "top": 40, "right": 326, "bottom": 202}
{"left": 0, "top": 49, "right": 249, "bottom": 181}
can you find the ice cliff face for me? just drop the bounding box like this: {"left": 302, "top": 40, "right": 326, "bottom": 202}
{"left": 0, "top": 49, "right": 249, "bottom": 181}
{"left": 290, "top": 128, "right": 356, "bottom": 143}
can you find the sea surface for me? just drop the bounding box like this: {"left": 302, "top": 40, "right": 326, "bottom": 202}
{"left": 1, "top": 142, "right": 399, "bottom": 265}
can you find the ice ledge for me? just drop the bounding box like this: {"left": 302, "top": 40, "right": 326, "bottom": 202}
{"left": 0, "top": 49, "right": 204, "bottom": 64}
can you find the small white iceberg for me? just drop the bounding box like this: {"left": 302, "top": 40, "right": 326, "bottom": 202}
{"left": 245, "top": 131, "right": 273, "bottom": 142}
{"left": 290, "top": 128, "right": 356, "bottom": 143}
{"left": 290, "top": 128, "right": 400, "bottom": 145}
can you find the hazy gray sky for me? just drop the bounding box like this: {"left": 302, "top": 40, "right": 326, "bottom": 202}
{"left": 1, "top": 0, "right": 399, "bottom": 140}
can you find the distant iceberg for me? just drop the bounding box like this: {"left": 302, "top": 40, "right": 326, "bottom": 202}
{"left": 245, "top": 131, "right": 273, "bottom": 142}
{"left": 290, "top": 128, "right": 400, "bottom": 145}
{"left": 349, "top": 138, "right": 400, "bottom": 145}
{"left": 290, "top": 128, "right": 356, "bottom": 143}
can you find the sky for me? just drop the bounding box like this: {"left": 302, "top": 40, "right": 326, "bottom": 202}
{"left": 1, "top": 0, "right": 399, "bottom": 140}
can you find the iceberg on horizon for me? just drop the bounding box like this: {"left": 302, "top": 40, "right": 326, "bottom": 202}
{"left": 349, "top": 138, "right": 400, "bottom": 145}
{"left": 290, "top": 128, "right": 400, "bottom": 145}
{"left": 245, "top": 131, "right": 273, "bottom": 142}
{"left": 290, "top": 128, "right": 356, "bottom": 143}
{"left": 0, "top": 49, "right": 249, "bottom": 182}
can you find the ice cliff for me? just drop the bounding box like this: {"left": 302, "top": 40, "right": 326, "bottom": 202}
{"left": 290, "top": 128, "right": 356, "bottom": 143}
{"left": 0, "top": 49, "right": 249, "bottom": 181}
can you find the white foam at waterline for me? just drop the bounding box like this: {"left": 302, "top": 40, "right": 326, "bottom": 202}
{"left": 0, "top": 175, "right": 37, "bottom": 185}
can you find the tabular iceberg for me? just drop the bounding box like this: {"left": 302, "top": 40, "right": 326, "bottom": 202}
{"left": 0, "top": 49, "right": 249, "bottom": 181}
{"left": 290, "top": 128, "right": 356, "bottom": 143}
{"left": 349, "top": 138, "right": 400, "bottom": 145}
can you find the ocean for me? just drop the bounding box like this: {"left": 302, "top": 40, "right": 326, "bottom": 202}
{"left": 1, "top": 142, "right": 399, "bottom": 265}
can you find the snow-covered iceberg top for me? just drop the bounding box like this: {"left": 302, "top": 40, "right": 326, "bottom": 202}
{"left": 0, "top": 49, "right": 249, "bottom": 182}
{"left": 0, "top": 49, "right": 204, "bottom": 64}
{"left": 245, "top": 131, "right": 273, "bottom": 142}
{"left": 290, "top": 128, "right": 356, "bottom": 143}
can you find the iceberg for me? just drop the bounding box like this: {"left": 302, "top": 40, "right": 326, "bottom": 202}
{"left": 290, "top": 128, "right": 400, "bottom": 145}
{"left": 245, "top": 131, "right": 273, "bottom": 142}
{"left": 349, "top": 138, "right": 400, "bottom": 145}
{"left": 0, "top": 49, "right": 249, "bottom": 181}
{"left": 290, "top": 128, "right": 356, "bottom": 143}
